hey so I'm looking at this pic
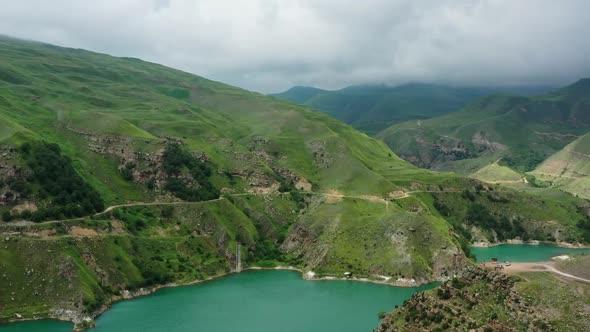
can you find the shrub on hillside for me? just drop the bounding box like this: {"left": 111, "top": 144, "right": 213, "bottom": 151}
{"left": 274, "top": 172, "right": 306, "bottom": 209}
{"left": 162, "top": 143, "right": 219, "bottom": 202}
{"left": 501, "top": 152, "right": 546, "bottom": 172}
{"left": 13, "top": 142, "right": 104, "bottom": 221}
{"left": 465, "top": 203, "right": 525, "bottom": 241}
{"left": 1, "top": 211, "right": 12, "bottom": 222}
{"left": 120, "top": 162, "right": 136, "bottom": 181}
{"left": 577, "top": 219, "right": 590, "bottom": 243}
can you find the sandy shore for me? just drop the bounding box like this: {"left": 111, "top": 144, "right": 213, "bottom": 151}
{"left": 249, "top": 266, "right": 433, "bottom": 287}
{"left": 483, "top": 262, "right": 551, "bottom": 275}
{"left": 471, "top": 240, "right": 590, "bottom": 249}
{"left": 482, "top": 261, "right": 590, "bottom": 283}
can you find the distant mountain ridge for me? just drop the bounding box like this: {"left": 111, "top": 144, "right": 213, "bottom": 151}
{"left": 271, "top": 83, "right": 557, "bottom": 135}
{"left": 271, "top": 86, "right": 327, "bottom": 104}
{"left": 377, "top": 79, "right": 590, "bottom": 175}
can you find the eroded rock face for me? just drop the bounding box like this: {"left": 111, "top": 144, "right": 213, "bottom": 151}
{"left": 73, "top": 129, "right": 314, "bottom": 197}
{"left": 281, "top": 194, "right": 469, "bottom": 284}
{"left": 273, "top": 167, "right": 313, "bottom": 192}
{"left": 376, "top": 266, "right": 553, "bottom": 332}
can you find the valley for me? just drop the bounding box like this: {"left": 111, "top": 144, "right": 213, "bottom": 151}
{"left": 377, "top": 81, "right": 590, "bottom": 171}
{"left": 0, "top": 35, "right": 589, "bottom": 332}
{"left": 273, "top": 79, "right": 590, "bottom": 202}
{"left": 271, "top": 84, "right": 553, "bottom": 136}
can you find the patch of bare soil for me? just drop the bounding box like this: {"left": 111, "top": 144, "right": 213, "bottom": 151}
{"left": 69, "top": 226, "right": 99, "bottom": 237}
{"left": 294, "top": 178, "right": 312, "bottom": 192}
{"left": 486, "top": 261, "right": 590, "bottom": 283}
{"left": 248, "top": 182, "right": 280, "bottom": 194}
{"left": 388, "top": 190, "right": 409, "bottom": 199}
{"left": 356, "top": 195, "right": 388, "bottom": 204}
{"left": 10, "top": 201, "right": 38, "bottom": 214}
{"left": 323, "top": 189, "right": 343, "bottom": 203}
{"left": 472, "top": 132, "right": 507, "bottom": 151}
{"left": 497, "top": 262, "right": 550, "bottom": 274}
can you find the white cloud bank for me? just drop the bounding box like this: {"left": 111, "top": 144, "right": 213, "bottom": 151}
{"left": 1, "top": 0, "right": 589, "bottom": 92}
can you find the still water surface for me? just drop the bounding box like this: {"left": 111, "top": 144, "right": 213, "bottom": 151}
{"left": 0, "top": 270, "right": 437, "bottom": 332}
{"left": 6, "top": 245, "right": 589, "bottom": 331}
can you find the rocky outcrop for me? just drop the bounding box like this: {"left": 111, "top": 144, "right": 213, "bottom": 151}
{"left": 376, "top": 266, "right": 553, "bottom": 332}
{"left": 306, "top": 140, "right": 333, "bottom": 168}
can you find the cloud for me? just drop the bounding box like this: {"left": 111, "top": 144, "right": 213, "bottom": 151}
{"left": 0, "top": 0, "right": 589, "bottom": 92}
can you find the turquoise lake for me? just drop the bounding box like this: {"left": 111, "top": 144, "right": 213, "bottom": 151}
{"left": 4, "top": 245, "right": 590, "bottom": 332}
{"left": 0, "top": 270, "right": 436, "bottom": 332}
{"left": 470, "top": 244, "right": 590, "bottom": 262}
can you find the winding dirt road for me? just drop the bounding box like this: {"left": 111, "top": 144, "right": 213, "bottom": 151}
{"left": 0, "top": 188, "right": 481, "bottom": 228}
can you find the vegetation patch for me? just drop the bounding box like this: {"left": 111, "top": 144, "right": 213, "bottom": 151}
{"left": 3, "top": 142, "right": 104, "bottom": 221}
{"left": 431, "top": 185, "right": 589, "bottom": 244}
{"left": 162, "top": 143, "right": 219, "bottom": 201}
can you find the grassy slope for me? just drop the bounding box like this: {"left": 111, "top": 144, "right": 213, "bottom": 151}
{"left": 282, "top": 196, "right": 463, "bottom": 282}
{"left": 0, "top": 36, "right": 447, "bottom": 201}
{"left": 0, "top": 37, "right": 463, "bottom": 323}
{"left": 515, "top": 272, "right": 590, "bottom": 332}
{"left": 470, "top": 162, "right": 523, "bottom": 183}
{"left": 378, "top": 81, "right": 590, "bottom": 174}
{"left": 0, "top": 37, "right": 588, "bottom": 326}
{"left": 555, "top": 254, "right": 590, "bottom": 279}
{"left": 0, "top": 113, "right": 38, "bottom": 144}
{"left": 531, "top": 132, "right": 590, "bottom": 199}
{"left": 0, "top": 197, "right": 295, "bottom": 323}
{"left": 429, "top": 185, "right": 589, "bottom": 243}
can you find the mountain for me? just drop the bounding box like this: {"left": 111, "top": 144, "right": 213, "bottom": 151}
{"left": 0, "top": 37, "right": 458, "bottom": 326}
{"left": 272, "top": 84, "right": 556, "bottom": 135}
{"left": 270, "top": 85, "right": 327, "bottom": 104}
{"left": 530, "top": 132, "right": 590, "bottom": 199}
{"left": 0, "top": 37, "right": 588, "bottom": 328}
{"left": 378, "top": 79, "right": 590, "bottom": 174}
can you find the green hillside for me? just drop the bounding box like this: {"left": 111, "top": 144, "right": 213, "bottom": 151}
{"left": 530, "top": 132, "right": 590, "bottom": 199}
{"left": 0, "top": 36, "right": 461, "bottom": 326}
{"left": 470, "top": 160, "right": 524, "bottom": 184}
{"left": 272, "top": 84, "right": 554, "bottom": 135}
{"left": 378, "top": 80, "right": 590, "bottom": 174}
{"left": 0, "top": 36, "right": 589, "bottom": 328}
{"left": 0, "top": 36, "right": 443, "bottom": 199}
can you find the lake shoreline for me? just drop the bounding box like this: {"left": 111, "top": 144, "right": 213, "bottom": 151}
{"left": 8, "top": 241, "right": 590, "bottom": 330}
{"left": 0, "top": 266, "right": 439, "bottom": 331}
{"left": 248, "top": 266, "right": 436, "bottom": 287}
{"left": 470, "top": 239, "right": 590, "bottom": 249}
{"left": 0, "top": 271, "right": 245, "bottom": 331}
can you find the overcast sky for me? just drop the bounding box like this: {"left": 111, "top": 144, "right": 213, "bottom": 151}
{"left": 1, "top": 0, "right": 589, "bottom": 93}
